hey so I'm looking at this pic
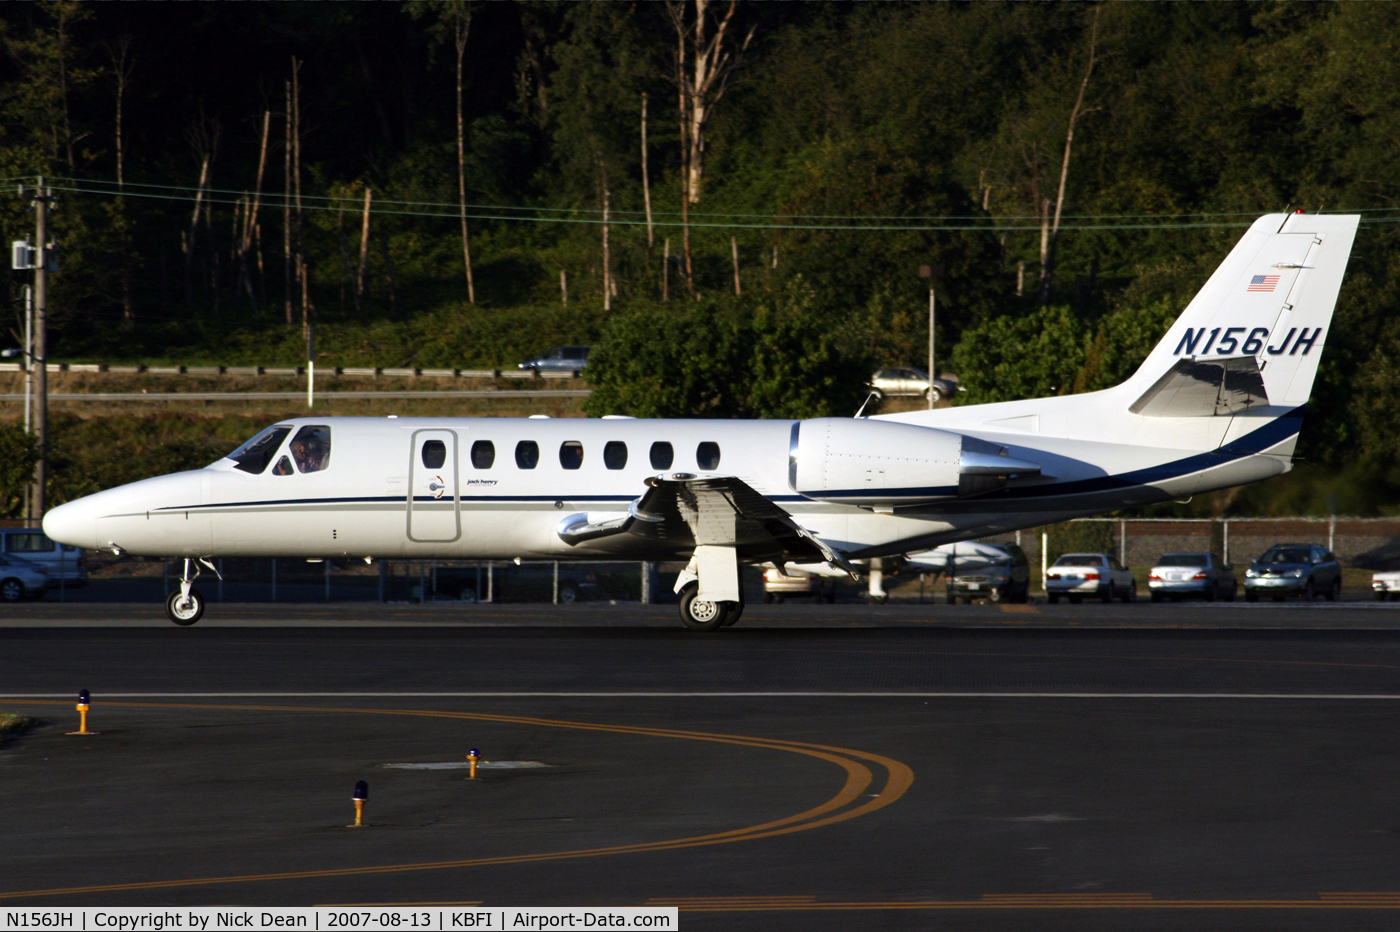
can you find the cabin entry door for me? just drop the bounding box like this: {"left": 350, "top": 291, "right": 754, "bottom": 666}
{"left": 407, "top": 430, "right": 461, "bottom": 543}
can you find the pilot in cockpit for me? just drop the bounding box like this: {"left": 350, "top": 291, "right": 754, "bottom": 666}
{"left": 290, "top": 428, "right": 330, "bottom": 473}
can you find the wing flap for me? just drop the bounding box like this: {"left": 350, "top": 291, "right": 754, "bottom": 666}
{"left": 557, "top": 475, "right": 850, "bottom": 572}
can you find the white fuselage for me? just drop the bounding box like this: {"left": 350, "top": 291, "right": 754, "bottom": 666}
{"left": 42, "top": 411, "right": 1289, "bottom": 564}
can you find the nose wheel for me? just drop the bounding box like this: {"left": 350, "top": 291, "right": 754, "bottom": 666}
{"left": 166, "top": 587, "right": 205, "bottom": 625}
{"left": 165, "top": 557, "right": 216, "bottom": 625}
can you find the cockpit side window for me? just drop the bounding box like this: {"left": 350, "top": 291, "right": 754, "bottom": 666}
{"left": 272, "top": 456, "right": 295, "bottom": 476}
{"left": 290, "top": 425, "right": 331, "bottom": 473}
{"left": 228, "top": 426, "right": 293, "bottom": 474}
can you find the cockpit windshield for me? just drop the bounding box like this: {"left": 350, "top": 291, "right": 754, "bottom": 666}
{"left": 226, "top": 425, "right": 292, "bottom": 474}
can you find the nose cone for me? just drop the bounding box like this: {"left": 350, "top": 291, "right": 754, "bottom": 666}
{"left": 43, "top": 498, "right": 101, "bottom": 550}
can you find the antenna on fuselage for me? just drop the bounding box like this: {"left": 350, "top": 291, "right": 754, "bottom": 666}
{"left": 854, "top": 392, "right": 880, "bottom": 418}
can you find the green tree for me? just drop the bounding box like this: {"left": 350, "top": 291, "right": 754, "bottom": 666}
{"left": 949, "top": 304, "right": 1083, "bottom": 405}
{"left": 0, "top": 424, "right": 38, "bottom": 518}
{"left": 1072, "top": 297, "right": 1178, "bottom": 393}
{"left": 584, "top": 286, "right": 870, "bottom": 419}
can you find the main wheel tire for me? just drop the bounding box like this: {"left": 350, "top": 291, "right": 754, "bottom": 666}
{"left": 1328, "top": 578, "right": 1341, "bottom": 602}
{"left": 1122, "top": 581, "right": 1137, "bottom": 603}
{"left": 721, "top": 600, "right": 745, "bottom": 627}
{"left": 0, "top": 578, "right": 23, "bottom": 602}
{"left": 678, "top": 583, "right": 727, "bottom": 632}
{"left": 166, "top": 587, "right": 205, "bottom": 626}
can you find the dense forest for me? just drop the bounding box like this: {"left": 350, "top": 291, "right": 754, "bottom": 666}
{"left": 3, "top": 1, "right": 1400, "bottom": 515}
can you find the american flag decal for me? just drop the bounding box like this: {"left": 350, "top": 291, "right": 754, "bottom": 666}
{"left": 1247, "top": 274, "right": 1280, "bottom": 292}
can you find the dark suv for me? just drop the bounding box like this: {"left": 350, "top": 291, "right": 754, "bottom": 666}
{"left": 1243, "top": 544, "right": 1342, "bottom": 602}
{"left": 946, "top": 543, "right": 1030, "bottom": 604}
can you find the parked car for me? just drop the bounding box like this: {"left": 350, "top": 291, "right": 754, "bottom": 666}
{"left": 1243, "top": 544, "right": 1342, "bottom": 602}
{"left": 0, "top": 529, "right": 85, "bottom": 587}
{"left": 1147, "top": 552, "right": 1237, "bottom": 602}
{"left": 763, "top": 566, "right": 836, "bottom": 604}
{"left": 1372, "top": 570, "right": 1400, "bottom": 602}
{"left": 900, "top": 541, "right": 1029, "bottom": 603}
{"left": 1046, "top": 553, "right": 1137, "bottom": 604}
{"left": 0, "top": 552, "right": 48, "bottom": 601}
{"left": 517, "top": 345, "right": 590, "bottom": 372}
{"left": 868, "top": 367, "right": 959, "bottom": 403}
{"left": 944, "top": 543, "right": 1030, "bottom": 604}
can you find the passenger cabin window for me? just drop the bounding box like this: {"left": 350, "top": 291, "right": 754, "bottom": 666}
{"left": 471, "top": 440, "right": 495, "bottom": 469}
{"left": 272, "top": 456, "right": 295, "bottom": 476}
{"left": 228, "top": 425, "right": 292, "bottom": 475}
{"left": 421, "top": 440, "right": 447, "bottom": 469}
{"left": 290, "top": 425, "right": 331, "bottom": 473}
{"left": 649, "top": 442, "right": 674, "bottom": 470}
{"left": 559, "top": 441, "right": 584, "bottom": 470}
{"left": 515, "top": 440, "right": 539, "bottom": 469}
{"left": 696, "top": 441, "right": 721, "bottom": 471}
{"left": 604, "top": 441, "right": 628, "bottom": 470}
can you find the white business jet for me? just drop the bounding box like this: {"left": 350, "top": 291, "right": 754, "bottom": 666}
{"left": 44, "top": 212, "right": 1357, "bottom": 629}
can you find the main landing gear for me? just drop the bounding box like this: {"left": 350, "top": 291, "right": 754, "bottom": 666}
{"left": 166, "top": 557, "right": 217, "bottom": 626}
{"left": 675, "top": 545, "right": 745, "bottom": 631}
{"left": 678, "top": 582, "right": 744, "bottom": 632}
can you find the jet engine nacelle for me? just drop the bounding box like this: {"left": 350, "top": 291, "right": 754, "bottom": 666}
{"left": 791, "top": 418, "right": 1041, "bottom": 506}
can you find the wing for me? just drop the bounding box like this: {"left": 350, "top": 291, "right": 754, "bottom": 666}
{"left": 557, "top": 475, "right": 855, "bottom": 575}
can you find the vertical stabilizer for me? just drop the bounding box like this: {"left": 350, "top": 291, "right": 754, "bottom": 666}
{"left": 1124, "top": 213, "right": 1359, "bottom": 411}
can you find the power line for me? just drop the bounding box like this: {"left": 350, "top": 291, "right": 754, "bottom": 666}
{"left": 40, "top": 175, "right": 1400, "bottom": 233}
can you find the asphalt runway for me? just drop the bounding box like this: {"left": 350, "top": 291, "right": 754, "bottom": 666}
{"left": 3, "top": 606, "right": 1400, "bottom": 930}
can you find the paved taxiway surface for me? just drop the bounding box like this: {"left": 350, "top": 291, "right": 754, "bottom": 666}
{"left": 3, "top": 604, "right": 1400, "bottom": 930}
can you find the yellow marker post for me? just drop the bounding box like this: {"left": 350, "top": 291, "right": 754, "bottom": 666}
{"left": 67, "top": 689, "right": 98, "bottom": 736}
{"left": 350, "top": 780, "right": 368, "bottom": 827}
{"left": 468, "top": 747, "right": 480, "bottom": 779}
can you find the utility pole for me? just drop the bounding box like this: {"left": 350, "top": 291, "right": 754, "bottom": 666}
{"left": 919, "top": 264, "right": 942, "bottom": 410}
{"left": 23, "top": 180, "right": 55, "bottom": 520}
{"left": 928, "top": 287, "right": 935, "bottom": 409}
{"left": 306, "top": 324, "right": 315, "bottom": 409}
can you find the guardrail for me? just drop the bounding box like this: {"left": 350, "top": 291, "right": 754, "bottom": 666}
{"left": 0, "top": 362, "right": 583, "bottom": 379}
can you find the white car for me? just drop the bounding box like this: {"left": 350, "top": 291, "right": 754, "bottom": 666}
{"left": 1372, "top": 571, "right": 1400, "bottom": 602}
{"left": 869, "top": 367, "right": 959, "bottom": 403}
{"left": 0, "top": 553, "right": 48, "bottom": 602}
{"left": 1046, "top": 553, "right": 1136, "bottom": 604}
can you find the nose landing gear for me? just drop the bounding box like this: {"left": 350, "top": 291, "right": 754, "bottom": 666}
{"left": 165, "top": 557, "right": 216, "bottom": 626}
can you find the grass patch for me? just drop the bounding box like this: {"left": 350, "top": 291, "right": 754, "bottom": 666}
{"left": 0, "top": 712, "right": 33, "bottom": 735}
